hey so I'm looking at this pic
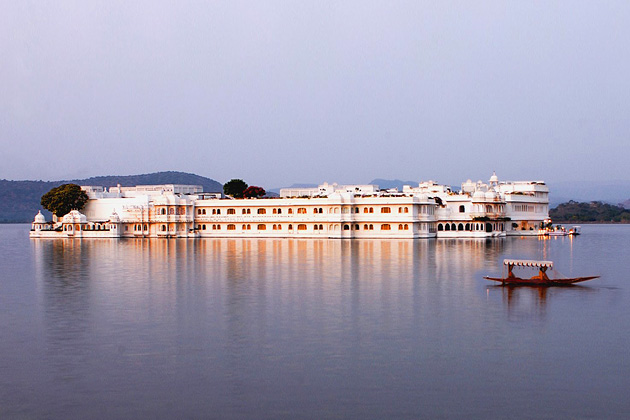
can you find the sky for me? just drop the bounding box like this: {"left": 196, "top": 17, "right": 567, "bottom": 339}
{"left": 2, "top": 1, "right": 630, "bottom": 189}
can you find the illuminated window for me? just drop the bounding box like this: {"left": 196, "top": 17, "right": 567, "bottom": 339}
{"left": 381, "top": 207, "right": 391, "bottom": 214}
{"left": 381, "top": 224, "right": 391, "bottom": 230}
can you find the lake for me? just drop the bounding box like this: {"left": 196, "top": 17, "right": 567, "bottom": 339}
{"left": 1, "top": 224, "right": 629, "bottom": 419}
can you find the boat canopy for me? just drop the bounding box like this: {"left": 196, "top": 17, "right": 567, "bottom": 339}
{"left": 503, "top": 259, "right": 553, "bottom": 269}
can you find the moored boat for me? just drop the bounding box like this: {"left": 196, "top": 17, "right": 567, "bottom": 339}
{"left": 484, "top": 259, "right": 599, "bottom": 286}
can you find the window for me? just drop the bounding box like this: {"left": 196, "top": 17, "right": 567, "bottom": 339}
{"left": 369, "top": 224, "right": 374, "bottom": 230}
{"left": 445, "top": 224, "right": 450, "bottom": 231}
{"left": 314, "top": 225, "right": 319, "bottom": 230}
{"left": 169, "top": 208, "right": 174, "bottom": 215}
{"left": 314, "top": 208, "right": 318, "bottom": 214}
{"left": 217, "top": 225, "right": 221, "bottom": 230}
{"left": 320, "top": 225, "right": 324, "bottom": 230}
{"left": 399, "top": 224, "right": 403, "bottom": 230}
{"left": 343, "top": 224, "right": 350, "bottom": 230}
{"left": 297, "top": 208, "right": 307, "bottom": 214}
{"left": 404, "top": 207, "right": 409, "bottom": 213}
{"left": 458, "top": 223, "right": 464, "bottom": 231}
{"left": 381, "top": 207, "right": 391, "bottom": 214}
{"left": 217, "top": 209, "right": 221, "bottom": 215}
{"left": 369, "top": 207, "right": 374, "bottom": 213}
{"left": 257, "top": 224, "right": 266, "bottom": 230}
{"left": 364, "top": 208, "right": 369, "bottom": 213}
{"left": 288, "top": 209, "right": 293, "bottom": 214}
{"left": 212, "top": 209, "right": 216, "bottom": 215}
{"left": 227, "top": 208, "right": 235, "bottom": 215}
{"left": 202, "top": 209, "right": 206, "bottom": 215}
{"left": 288, "top": 224, "right": 293, "bottom": 230}
{"left": 459, "top": 205, "right": 465, "bottom": 213}
{"left": 297, "top": 224, "right": 307, "bottom": 231}
{"left": 228, "top": 224, "right": 235, "bottom": 230}
{"left": 354, "top": 224, "right": 359, "bottom": 230}
{"left": 277, "top": 209, "right": 282, "bottom": 214}
{"left": 197, "top": 209, "right": 202, "bottom": 215}
{"left": 258, "top": 208, "right": 266, "bottom": 215}
{"left": 404, "top": 224, "right": 409, "bottom": 230}
{"left": 381, "top": 224, "right": 391, "bottom": 230}
{"left": 364, "top": 224, "right": 369, "bottom": 230}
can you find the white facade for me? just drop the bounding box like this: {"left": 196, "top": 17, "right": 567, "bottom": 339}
{"left": 30, "top": 173, "right": 550, "bottom": 239}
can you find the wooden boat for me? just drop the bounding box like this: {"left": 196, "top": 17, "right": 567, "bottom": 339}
{"left": 484, "top": 259, "right": 599, "bottom": 286}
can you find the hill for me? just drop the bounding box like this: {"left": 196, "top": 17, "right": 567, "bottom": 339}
{"left": 550, "top": 200, "right": 630, "bottom": 223}
{"left": 0, "top": 171, "right": 223, "bottom": 223}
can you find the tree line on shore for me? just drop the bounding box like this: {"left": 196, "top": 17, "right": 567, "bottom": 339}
{"left": 550, "top": 200, "right": 630, "bottom": 223}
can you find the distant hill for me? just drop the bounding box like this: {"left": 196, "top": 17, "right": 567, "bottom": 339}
{"left": 548, "top": 180, "right": 630, "bottom": 207}
{"left": 0, "top": 171, "right": 222, "bottom": 223}
{"left": 550, "top": 200, "right": 630, "bottom": 223}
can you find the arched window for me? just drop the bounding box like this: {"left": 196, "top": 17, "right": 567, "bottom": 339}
{"left": 459, "top": 205, "right": 465, "bottom": 213}
{"left": 242, "top": 224, "right": 247, "bottom": 230}
{"left": 297, "top": 208, "right": 307, "bottom": 214}
{"left": 320, "top": 225, "right": 324, "bottom": 230}
{"left": 364, "top": 224, "right": 369, "bottom": 230}
{"left": 354, "top": 224, "right": 359, "bottom": 230}
{"left": 273, "top": 209, "right": 277, "bottom": 214}
{"left": 227, "top": 208, "right": 235, "bottom": 215}
{"left": 486, "top": 223, "right": 492, "bottom": 232}
{"left": 168, "top": 208, "right": 174, "bottom": 215}
{"left": 445, "top": 224, "right": 451, "bottom": 231}
{"left": 369, "top": 207, "right": 374, "bottom": 213}
{"left": 297, "top": 224, "right": 307, "bottom": 231}
{"left": 381, "top": 207, "right": 391, "bottom": 214}
{"left": 202, "top": 209, "right": 206, "bottom": 215}
{"left": 398, "top": 207, "right": 403, "bottom": 213}
{"left": 217, "top": 225, "right": 221, "bottom": 230}
{"left": 369, "top": 224, "right": 374, "bottom": 230}
{"left": 227, "top": 224, "right": 235, "bottom": 230}
{"left": 277, "top": 209, "right": 282, "bottom": 214}
{"left": 404, "top": 207, "right": 409, "bottom": 213}
{"left": 288, "top": 224, "right": 293, "bottom": 230}
{"left": 451, "top": 223, "right": 456, "bottom": 231}
{"left": 197, "top": 209, "right": 202, "bottom": 215}
{"left": 381, "top": 224, "right": 391, "bottom": 230}
{"left": 343, "top": 224, "right": 350, "bottom": 230}
{"left": 458, "top": 223, "right": 464, "bottom": 231}
{"left": 314, "top": 225, "right": 319, "bottom": 230}
{"left": 314, "top": 208, "right": 318, "bottom": 214}
{"left": 438, "top": 224, "right": 443, "bottom": 231}
{"left": 257, "top": 224, "right": 266, "bottom": 230}
{"left": 258, "top": 208, "right": 266, "bottom": 215}
{"left": 404, "top": 224, "right": 409, "bottom": 230}
{"left": 399, "top": 224, "right": 403, "bottom": 230}
{"left": 465, "top": 223, "right": 470, "bottom": 231}
{"left": 242, "top": 209, "right": 247, "bottom": 214}
{"left": 288, "top": 209, "right": 293, "bottom": 214}
{"left": 161, "top": 225, "right": 167, "bottom": 231}
{"left": 364, "top": 208, "right": 368, "bottom": 213}
{"left": 486, "top": 205, "right": 492, "bottom": 213}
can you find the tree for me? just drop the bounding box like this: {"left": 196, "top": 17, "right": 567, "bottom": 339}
{"left": 40, "top": 184, "right": 89, "bottom": 217}
{"left": 243, "top": 186, "right": 266, "bottom": 198}
{"left": 223, "top": 179, "right": 248, "bottom": 198}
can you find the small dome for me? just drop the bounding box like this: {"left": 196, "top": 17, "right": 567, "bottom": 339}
{"left": 489, "top": 171, "right": 499, "bottom": 184}
{"left": 34, "top": 211, "right": 46, "bottom": 224}
{"left": 62, "top": 210, "right": 87, "bottom": 224}
{"left": 485, "top": 190, "right": 497, "bottom": 200}
{"left": 109, "top": 211, "right": 120, "bottom": 223}
{"left": 472, "top": 190, "right": 486, "bottom": 200}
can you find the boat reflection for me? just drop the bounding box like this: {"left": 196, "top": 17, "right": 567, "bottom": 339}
{"left": 487, "top": 284, "right": 595, "bottom": 321}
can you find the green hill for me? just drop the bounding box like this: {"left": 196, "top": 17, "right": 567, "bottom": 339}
{"left": 0, "top": 171, "right": 223, "bottom": 223}
{"left": 550, "top": 200, "right": 630, "bottom": 223}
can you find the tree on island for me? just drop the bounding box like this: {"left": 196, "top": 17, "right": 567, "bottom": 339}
{"left": 40, "top": 184, "right": 89, "bottom": 217}
{"left": 243, "top": 186, "right": 266, "bottom": 198}
{"left": 223, "top": 179, "right": 248, "bottom": 198}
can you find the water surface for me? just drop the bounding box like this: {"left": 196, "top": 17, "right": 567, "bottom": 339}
{"left": 1, "top": 224, "right": 628, "bottom": 419}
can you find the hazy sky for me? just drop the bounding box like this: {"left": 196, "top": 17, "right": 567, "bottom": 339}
{"left": 2, "top": 1, "right": 629, "bottom": 188}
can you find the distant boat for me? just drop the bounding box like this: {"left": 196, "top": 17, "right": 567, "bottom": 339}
{"left": 484, "top": 259, "right": 599, "bottom": 286}
{"left": 569, "top": 226, "right": 581, "bottom": 236}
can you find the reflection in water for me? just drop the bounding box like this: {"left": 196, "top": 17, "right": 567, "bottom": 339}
{"left": 21, "top": 231, "right": 624, "bottom": 419}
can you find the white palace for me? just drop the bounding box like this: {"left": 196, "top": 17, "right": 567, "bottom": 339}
{"left": 30, "top": 172, "right": 549, "bottom": 239}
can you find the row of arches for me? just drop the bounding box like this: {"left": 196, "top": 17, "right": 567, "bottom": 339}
{"left": 437, "top": 222, "right": 505, "bottom": 232}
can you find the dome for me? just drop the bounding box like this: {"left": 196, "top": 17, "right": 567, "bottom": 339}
{"left": 109, "top": 211, "right": 120, "bottom": 223}
{"left": 34, "top": 211, "right": 46, "bottom": 224}
{"left": 489, "top": 171, "right": 499, "bottom": 184}
{"left": 485, "top": 189, "right": 497, "bottom": 200}
{"left": 62, "top": 210, "right": 87, "bottom": 224}
{"left": 472, "top": 190, "right": 486, "bottom": 200}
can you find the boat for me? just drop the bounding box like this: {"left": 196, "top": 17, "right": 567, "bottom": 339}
{"left": 484, "top": 259, "right": 599, "bottom": 286}
{"left": 569, "top": 226, "right": 581, "bottom": 235}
